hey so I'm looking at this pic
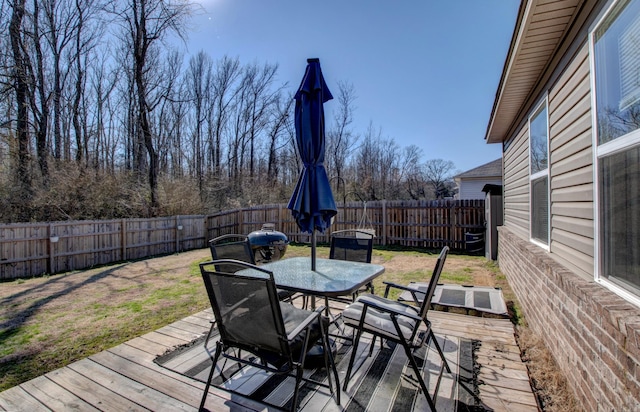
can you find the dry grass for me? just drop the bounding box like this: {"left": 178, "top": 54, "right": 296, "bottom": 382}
{"left": 516, "top": 325, "right": 581, "bottom": 411}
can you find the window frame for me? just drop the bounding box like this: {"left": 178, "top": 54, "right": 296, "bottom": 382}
{"left": 590, "top": 0, "right": 640, "bottom": 305}
{"left": 528, "top": 97, "right": 551, "bottom": 250}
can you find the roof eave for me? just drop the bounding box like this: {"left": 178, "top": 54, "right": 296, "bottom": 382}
{"left": 485, "top": 0, "right": 585, "bottom": 144}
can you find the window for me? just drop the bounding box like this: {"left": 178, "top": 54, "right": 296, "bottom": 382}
{"left": 529, "top": 101, "right": 549, "bottom": 246}
{"left": 593, "top": 0, "right": 640, "bottom": 297}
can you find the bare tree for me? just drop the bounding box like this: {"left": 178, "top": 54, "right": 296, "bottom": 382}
{"left": 9, "top": 0, "right": 32, "bottom": 201}
{"left": 70, "top": 0, "right": 103, "bottom": 165}
{"left": 28, "top": 0, "right": 51, "bottom": 181}
{"left": 114, "top": 0, "right": 193, "bottom": 214}
{"left": 326, "top": 80, "right": 357, "bottom": 195}
{"left": 265, "top": 91, "right": 293, "bottom": 184}
{"left": 354, "top": 123, "right": 383, "bottom": 200}
{"left": 245, "top": 61, "right": 279, "bottom": 178}
{"left": 210, "top": 55, "right": 241, "bottom": 176}
{"left": 400, "top": 145, "right": 426, "bottom": 200}
{"left": 424, "top": 158, "right": 456, "bottom": 199}
{"left": 185, "top": 50, "right": 212, "bottom": 196}
{"left": 90, "top": 53, "right": 119, "bottom": 171}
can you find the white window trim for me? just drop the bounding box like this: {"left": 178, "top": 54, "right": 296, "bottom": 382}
{"left": 590, "top": 0, "right": 640, "bottom": 307}
{"left": 528, "top": 96, "right": 550, "bottom": 251}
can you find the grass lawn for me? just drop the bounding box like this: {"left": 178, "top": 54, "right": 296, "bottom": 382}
{"left": 0, "top": 244, "right": 515, "bottom": 393}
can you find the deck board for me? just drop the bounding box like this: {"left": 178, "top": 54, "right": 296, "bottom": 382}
{"left": 47, "top": 366, "right": 147, "bottom": 411}
{"left": 0, "top": 386, "right": 49, "bottom": 411}
{"left": 0, "top": 308, "right": 536, "bottom": 411}
{"left": 19, "top": 375, "right": 101, "bottom": 412}
{"left": 69, "top": 358, "right": 193, "bottom": 411}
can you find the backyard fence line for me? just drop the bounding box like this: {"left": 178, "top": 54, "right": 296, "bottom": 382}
{"left": 0, "top": 199, "right": 484, "bottom": 280}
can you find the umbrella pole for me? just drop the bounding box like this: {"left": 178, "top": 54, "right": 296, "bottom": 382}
{"left": 311, "top": 230, "right": 317, "bottom": 271}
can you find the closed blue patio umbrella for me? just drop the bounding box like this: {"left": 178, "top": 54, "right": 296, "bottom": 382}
{"left": 287, "top": 58, "right": 337, "bottom": 270}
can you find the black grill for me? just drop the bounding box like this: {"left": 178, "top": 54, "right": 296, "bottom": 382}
{"left": 247, "top": 224, "right": 288, "bottom": 263}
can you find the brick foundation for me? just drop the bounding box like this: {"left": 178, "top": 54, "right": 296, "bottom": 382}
{"left": 498, "top": 227, "right": 640, "bottom": 411}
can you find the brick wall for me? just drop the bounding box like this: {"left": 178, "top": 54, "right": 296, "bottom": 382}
{"left": 498, "top": 227, "right": 640, "bottom": 411}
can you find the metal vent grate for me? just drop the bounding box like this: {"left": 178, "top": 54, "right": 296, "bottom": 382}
{"left": 399, "top": 284, "right": 508, "bottom": 316}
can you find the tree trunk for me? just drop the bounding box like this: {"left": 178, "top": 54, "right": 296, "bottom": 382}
{"left": 10, "top": 0, "right": 32, "bottom": 199}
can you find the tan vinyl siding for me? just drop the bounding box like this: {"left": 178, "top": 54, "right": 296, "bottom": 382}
{"left": 548, "top": 42, "right": 594, "bottom": 276}
{"left": 503, "top": 126, "right": 530, "bottom": 239}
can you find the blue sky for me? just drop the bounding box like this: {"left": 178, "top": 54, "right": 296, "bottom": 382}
{"left": 184, "top": 1, "right": 520, "bottom": 173}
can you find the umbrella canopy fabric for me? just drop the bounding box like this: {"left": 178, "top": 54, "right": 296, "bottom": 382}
{"left": 287, "top": 58, "right": 337, "bottom": 234}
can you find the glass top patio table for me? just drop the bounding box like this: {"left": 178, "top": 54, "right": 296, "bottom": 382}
{"left": 245, "top": 257, "right": 385, "bottom": 298}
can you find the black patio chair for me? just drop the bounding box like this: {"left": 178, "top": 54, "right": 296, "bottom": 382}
{"left": 329, "top": 229, "right": 375, "bottom": 299}
{"left": 341, "top": 246, "right": 451, "bottom": 411}
{"left": 209, "top": 234, "right": 295, "bottom": 301}
{"left": 208, "top": 234, "right": 255, "bottom": 270}
{"left": 198, "top": 260, "right": 340, "bottom": 412}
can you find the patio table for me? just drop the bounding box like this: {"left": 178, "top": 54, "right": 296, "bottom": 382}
{"left": 249, "top": 256, "right": 385, "bottom": 299}
{"left": 241, "top": 256, "right": 385, "bottom": 365}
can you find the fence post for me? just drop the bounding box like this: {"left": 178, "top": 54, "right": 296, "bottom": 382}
{"left": 48, "top": 223, "right": 54, "bottom": 274}
{"left": 121, "top": 218, "right": 127, "bottom": 260}
{"left": 202, "top": 216, "right": 208, "bottom": 248}
{"left": 175, "top": 216, "right": 180, "bottom": 253}
{"left": 382, "top": 200, "right": 387, "bottom": 246}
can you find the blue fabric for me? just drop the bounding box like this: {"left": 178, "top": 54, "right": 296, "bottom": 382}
{"left": 287, "top": 59, "right": 337, "bottom": 233}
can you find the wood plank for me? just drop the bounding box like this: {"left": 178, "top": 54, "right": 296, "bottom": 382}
{"left": 476, "top": 344, "right": 524, "bottom": 361}
{"left": 19, "top": 376, "right": 100, "bottom": 412}
{"left": 169, "top": 319, "right": 210, "bottom": 336}
{"left": 477, "top": 364, "right": 530, "bottom": 381}
{"left": 476, "top": 354, "right": 529, "bottom": 371}
{"left": 432, "top": 324, "right": 515, "bottom": 342}
{"left": 155, "top": 324, "right": 205, "bottom": 342}
{"left": 105, "top": 343, "right": 265, "bottom": 412}
{"left": 68, "top": 358, "right": 194, "bottom": 411}
{"left": 125, "top": 335, "right": 173, "bottom": 357}
{"left": 139, "top": 330, "right": 192, "bottom": 348}
{"left": 481, "top": 394, "right": 539, "bottom": 412}
{"left": 46, "top": 367, "right": 146, "bottom": 411}
{"left": 109, "top": 343, "right": 203, "bottom": 385}
{"left": 433, "top": 319, "right": 515, "bottom": 337}
{"left": 477, "top": 370, "right": 533, "bottom": 392}
{"left": 180, "top": 313, "right": 214, "bottom": 329}
{"left": 0, "top": 386, "right": 49, "bottom": 411}
{"left": 92, "top": 348, "right": 204, "bottom": 407}
{"left": 479, "top": 383, "right": 538, "bottom": 407}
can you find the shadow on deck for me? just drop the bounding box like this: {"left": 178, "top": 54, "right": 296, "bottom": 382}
{"left": 0, "top": 305, "right": 537, "bottom": 411}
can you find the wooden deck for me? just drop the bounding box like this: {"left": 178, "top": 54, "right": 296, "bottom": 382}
{"left": 0, "top": 308, "right": 538, "bottom": 411}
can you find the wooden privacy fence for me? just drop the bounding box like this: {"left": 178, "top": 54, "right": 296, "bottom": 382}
{"left": 0, "top": 199, "right": 484, "bottom": 280}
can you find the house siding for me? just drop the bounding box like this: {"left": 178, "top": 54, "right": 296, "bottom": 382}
{"left": 548, "top": 43, "right": 595, "bottom": 277}
{"left": 503, "top": 123, "right": 530, "bottom": 239}
{"left": 497, "top": 3, "right": 640, "bottom": 410}
{"left": 502, "top": 41, "right": 595, "bottom": 276}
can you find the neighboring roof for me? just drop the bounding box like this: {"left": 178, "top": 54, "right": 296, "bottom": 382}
{"left": 455, "top": 158, "right": 503, "bottom": 179}
{"left": 485, "top": 0, "right": 586, "bottom": 143}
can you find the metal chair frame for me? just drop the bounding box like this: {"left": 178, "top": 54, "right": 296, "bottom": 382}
{"left": 199, "top": 259, "right": 340, "bottom": 412}
{"left": 342, "top": 246, "right": 451, "bottom": 411}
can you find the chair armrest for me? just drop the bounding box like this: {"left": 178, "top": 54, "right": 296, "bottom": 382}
{"left": 356, "top": 296, "right": 421, "bottom": 322}
{"left": 382, "top": 281, "right": 425, "bottom": 304}
{"left": 286, "top": 306, "right": 325, "bottom": 341}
